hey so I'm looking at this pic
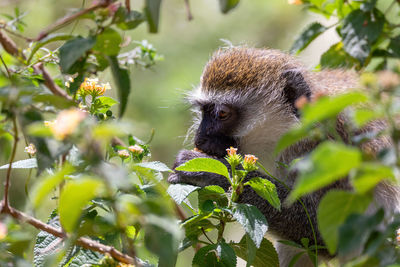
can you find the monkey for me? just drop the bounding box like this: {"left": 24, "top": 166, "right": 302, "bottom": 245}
{"left": 167, "top": 47, "right": 400, "bottom": 266}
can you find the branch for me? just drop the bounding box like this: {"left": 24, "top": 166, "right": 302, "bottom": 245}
{"left": 2, "top": 206, "right": 135, "bottom": 264}
{"left": 35, "top": 0, "right": 112, "bottom": 41}
{"left": 1, "top": 117, "right": 18, "bottom": 212}
{"left": 32, "top": 63, "right": 72, "bottom": 100}
{"left": 125, "top": 0, "right": 131, "bottom": 12}
{"left": 184, "top": 0, "right": 193, "bottom": 21}
{"left": 0, "top": 29, "right": 23, "bottom": 58}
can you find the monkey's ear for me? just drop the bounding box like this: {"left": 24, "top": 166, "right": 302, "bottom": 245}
{"left": 281, "top": 69, "right": 311, "bottom": 117}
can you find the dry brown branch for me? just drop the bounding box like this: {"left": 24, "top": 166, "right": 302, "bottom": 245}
{"left": 184, "top": 0, "right": 193, "bottom": 21}
{"left": 1, "top": 206, "right": 135, "bottom": 264}
{"left": 0, "top": 29, "right": 22, "bottom": 58}
{"left": 35, "top": 0, "right": 112, "bottom": 41}
{"left": 32, "top": 63, "right": 72, "bottom": 100}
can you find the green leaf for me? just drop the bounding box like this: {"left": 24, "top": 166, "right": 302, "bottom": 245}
{"left": 0, "top": 158, "right": 37, "bottom": 169}
{"left": 291, "top": 23, "right": 327, "bottom": 54}
{"left": 93, "top": 28, "right": 122, "bottom": 56}
{"left": 198, "top": 185, "right": 228, "bottom": 210}
{"left": 34, "top": 210, "right": 61, "bottom": 267}
{"left": 59, "top": 36, "right": 95, "bottom": 74}
{"left": 232, "top": 203, "right": 268, "bottom": 248}
{"left": 106, "top": 55, "right": 131, "bottom": 117}
{"left": 67, "top": 248, "right": 102, "bottom": 267}
{"left": 167, "top": 184, "right": 200, "bottom": 204}
{"left": 352, "top": 108, "right": 380, "bottom": 127}
{"left": 275, "top": 125, "right": 309, "bottom": 154}
{"left": 175, "top": 157, "right": 230, "bottom": 179}
{"left": 289, "top": 141, "right": 361, "bottom": 202}
{"left": 28, "top": 33, "right": 73, "bottom": 63}
{"left": 193, "top": 242, "right": 236, "bottom": 267}
{"left": 388, "top": 36, "right": 400, "bottom": 58}
{"left": 317, "top": 190, "right": 371, "bottom": 254}
{"left": 352, "top": 163, "right": 394, "bottom": 193}
{"left": 59, "top": 178, "right": 104, "bottom": 232}
{"left": 231, "top": 236, "right": 279, "bottom": 267}
{"left": 320, "top": 42, "right": 358, "bottom": 69}
{"left": 144, "top": 0, "right": 161, "bottom": 33}
{"left": 32, "top": 94, "right": 76, "bottom": 109}
{"left": 338, "top": 209, "right": 383, "bottom": 256}
{"left": 116, "top": 9, "right": 145, "bottom": 30}
{"left": 136, "top": 161, "right": 172, "bottom": 172}
{"left": 302, "top": 92, "right": 368, "bottom": 126}
{"left": 219, "top": 0, "right": 240, "bottom": 14}
{"left": 32, "top": 164, "right": 74, "bottom": 208}
{"left": 245, "top": 177, "right": 281, "bottom": 211}
{"left": 340, "top": 9, "right": 385, "bottom": 64}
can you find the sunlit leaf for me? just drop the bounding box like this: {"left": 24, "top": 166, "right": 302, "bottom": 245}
{"left": 59, "top": 178, "right": 104, "bottom": 232}
{"left": 167, "top": 184, "right": 200, "bottom": 204}
{"left": 291, "top": 23, "right": 327, "bottom": 54}
{"left": 245, "top": 177, "right": 281, "bottom": 211}
{"left": 175, "top": 158, "right": 230, "bottom": 179}
{"left": 352, "top": 163, "right": 394, "bottom": 194}
{"left": 231, "top": 203, "right": 268, "bottom": 248}
{"left": 28, "top": 33, "right": 73, "bottom": 63}
{"left": 0, "top": 158, "right": 37, "bottom": 169}
{"left": 289, "top": 141, "right": 361, "bottom": 202}
{"left": 93, "top": 28, "right": 122, "bottom": 56}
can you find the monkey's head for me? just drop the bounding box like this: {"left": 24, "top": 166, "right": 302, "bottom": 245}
{"left": 188, "top": 47, "right": 311, "bottom": 165}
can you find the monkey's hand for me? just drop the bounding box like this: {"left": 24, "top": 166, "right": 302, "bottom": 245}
{"left": 167, "top": 149, "right": 231, "bottom": 190}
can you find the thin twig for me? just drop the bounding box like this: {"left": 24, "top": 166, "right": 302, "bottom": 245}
{"left": 35, "top": 0, "right": 112, "bottom": 41}
{"left": 32, "top": 63, "right": 72, "bottom": 100}
{"left": 0, "top": 54, "right": 11, "bottom": 78}
{"left": 0, "top": 26, "right": 33, "bottom": 42}
{"left": 184, "top": 0, "right": 193, "bottom": 21}
{"left": 201, "top": 227, "right": 214, "bottom": 244}
{"left": 1, "top": 117, "right": 18, "bottom": 212}
{"left": 125, "top": 0, "right": 131, "bottom": 12}
{"left": 1, "top": 206, "right": 135, "bottom": 264}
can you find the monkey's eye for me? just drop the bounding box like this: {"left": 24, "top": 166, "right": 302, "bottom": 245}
{"left": 217, "top": 106, "right": 231, "bottom": 120}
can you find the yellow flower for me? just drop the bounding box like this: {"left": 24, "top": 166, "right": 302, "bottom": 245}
{"left": 288, "top": 0, "right": 303, "bottom": 5}
{"left": 118, "top": 150, "right": 130, "bottom": 159}
{"left": 0, "top": 222, "right": 7, "bottom": 240}
{"left": 243, "top": 154, "right": 259, "bottom": 171}
{"left": 128, "top": 145, "right": 144, "bottom": 154}
{"left": 50, "top": 108, "right": 86, "bottom": 140}
{"left": 79, "top": 78, "right": 111, "bottom": 97}
{"left": 225, "top": 147, "right": 241, "bottom": 167}
{"left": 24, "top": 143, "right": 36, "bottom": 156}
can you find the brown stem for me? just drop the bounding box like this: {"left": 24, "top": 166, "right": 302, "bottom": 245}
{"left": 125, "top": 0, "right": 131, "bottom": 12}
{"left": 1, "top": 206, "right": 135, "bottom": 264}
{"left": 1, "top": 117, "right": 18, "bottom": 212}
{"left": 0, "top": 29, "right": 22, "bottom": 58}
{"left": 35, "top": 0, "right": 112, "bottom": 41}
{"left": 184, "top": 0, "right": 193, "bottom": 21}
{"left": 0, "top": 54, "right": 11, "bottom": 78}
{"left": 32, "top": 63, "right": 72, "bottom": 100}
{"left": 0, "top": 26, "right": 33, "bottom": 42}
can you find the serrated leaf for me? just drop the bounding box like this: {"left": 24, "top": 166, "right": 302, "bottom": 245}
{"left": 320, "top": 42, "right": 358, "bottom": 69}
{"left": 245, "top": 177, "right": 281, "bottom": 211}
{"left": 198, "top": 185, "right": 228, "bottom": 211}
{"left": 317, "top": 190, "right": 371, "bottom": 254}
{"left": 34, "top": 211, "right": 61, "bottom": 267}
{"left": 232, "top": 203, "right": 268, "bottom": 248}
{"left": 106, "top": 55, "right": 131, "bottom": 117}
{"left": 28, "top": 33, "right": 73, "bottom": 63}
{"left": 0, "top": 158, "right": 37, "bottom": 169}
{"left": 67, "top": 248, "right": 103, "bottom": 267}
{"left": 175, "top": 157, "right": 230, "bottom": 179}
{"left": 136, "top": 161, "right": 172, "bottom": 172}
{"left": 144, "top": 0, "right": 161, "bottom": 33}
{"left": 193, "top": 242, "right": 236, "bottom": 267}
{"left": 59, "top": 178, "right": 104, "bottom": 232}
{"left": 289, "top": 141, "right": 361, "bottom": 202}
{"left": 93, "top": 28, "right": 122, "bottom": 56}
{"left": 59, "top": 36, "right": 95, "bottom": 74}
{"left": 219, "top": 0, "right": 240, "bottom": 14}
{"left": 32, "top": 164, "right": 74, "bottom": 208}
{"left": 167, "top": 184, "right": 200, "bottom": 204}
{"left": 231, "top": 236, "right": 279, "bottom": 267}
{"left": 291, "top": 23, "right": 327, "bottom": 54}
{"left": 340, "top": 9, "right": 385, "bottom": 64}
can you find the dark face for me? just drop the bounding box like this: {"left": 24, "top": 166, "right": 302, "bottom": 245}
{"left": 194, "top": 103, "right": 239, "bottom": 158}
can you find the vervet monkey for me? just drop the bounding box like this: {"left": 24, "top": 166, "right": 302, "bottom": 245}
{"left": 168, "top": 47, "right": 400, "bottom": 266}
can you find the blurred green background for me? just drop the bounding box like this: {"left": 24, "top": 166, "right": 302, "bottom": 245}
{"left": 0, "top": 0, "right": 317, "bottom": 222}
